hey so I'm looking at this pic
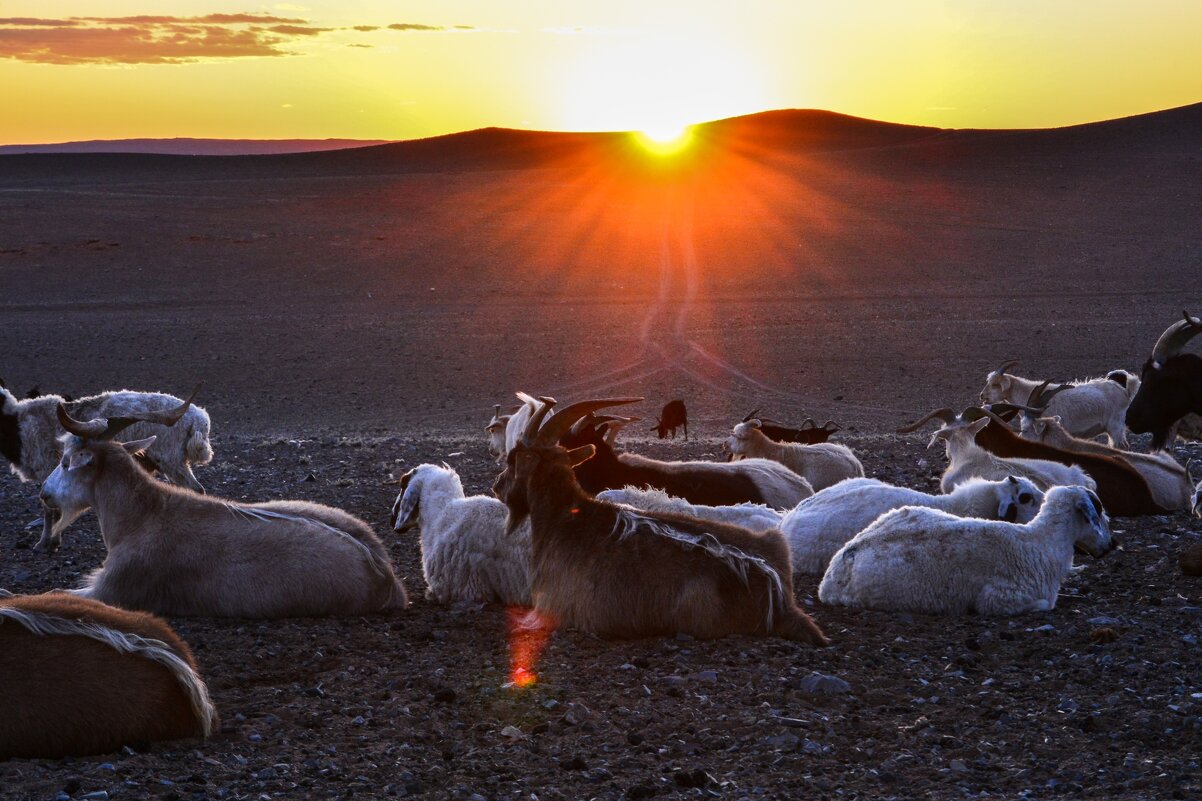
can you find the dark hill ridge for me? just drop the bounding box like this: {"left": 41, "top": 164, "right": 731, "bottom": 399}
{"left": 0, "top": 138, "right": 391, "bottom": 156}
{"left": 0, "top": 103, "right": 1199, "bottom": 186}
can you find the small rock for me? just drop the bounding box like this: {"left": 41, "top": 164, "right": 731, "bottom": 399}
{"left": 562, "top": 701, "right": 592, "bottom": 726}
{"left": 693, "top": 670, "right": 719, "bottom": 685}
{"left": 797, "top": 672, "right": 851, "bottom": 695}
{"left": 500, "top": 725, "right": 525, "bottom": 740}
{"left": 560, "top": 755, "right": 588, "bottom": 771}
{"left": 627, "top": 784, "right": 657, "bottom": 800}
{"left": 543, "top": 699, "right": 560, "bottom": 710}
{"left": 303, "top": 472, "right": 317, "bottom": 482}
{"left": 1088, "top": 615, "right": 1121, "bottom": 626}
{"left": 949, "top": 759, "right": 969, "bottom": 773}
{"left": 766, "top": 732, "right": 801, "bottom": 751}
{"left": 82, "top": 793, "right": 110, "bottom": 801}
{"left": 673, "top": 768, "right": 714, "bottom": 788}
{"left": 627, "top": 731, "right": 644, "bottom": 746}
{"left": 432, "top": 687, "right": 457, "bottom": 703}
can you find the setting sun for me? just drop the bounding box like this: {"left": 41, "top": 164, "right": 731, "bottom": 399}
{"left": 635, "top": 125, "right": 693, "bottom": 155}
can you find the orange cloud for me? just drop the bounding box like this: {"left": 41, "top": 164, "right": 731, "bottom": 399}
{"left": 0, "top": 14, "right": 331, "bottom": 65}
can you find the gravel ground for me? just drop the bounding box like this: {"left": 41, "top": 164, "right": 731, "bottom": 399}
{"left": 3, "top": 431, "right": 1200, "bottom": 801}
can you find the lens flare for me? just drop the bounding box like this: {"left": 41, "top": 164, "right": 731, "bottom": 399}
{"left": 506, "top": 606, "right": 554, "bottom": 689}
{"left": 635, "top": 125, "right": 693, "bottom": 156}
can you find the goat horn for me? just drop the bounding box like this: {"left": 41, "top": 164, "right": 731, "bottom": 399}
{"left": 1028, "top": 380, "right": 1070, "bottom": 409}
{"left": 978, "top": 406, "right": 1018, "bottom": 429}
{"left": 741, "top": 408, "right": 760, "bottom": 423}
{"left": 56, "top": 383, "right": 199, "bottom": 441}
{"left": 1150, "top": 311, "right": 1202, "bottom": 365}
{"left": 896, "top": 408, "right": 955, "bottom": 434}
{"left": 994, "top": 359, "right": 1019, "bottom": 376}
{"left": 533, "top": 397, "right": 642, "bottom": 447}
{"left": 520, "top": 396, "right": 557, "bottom": 446}
{"left": 821, "top": 420, "right": 841, "bottom": 432}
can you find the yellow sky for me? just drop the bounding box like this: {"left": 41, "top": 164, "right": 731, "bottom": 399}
{"left": 1, "top": 1, "right": 1199, "bottom": 144}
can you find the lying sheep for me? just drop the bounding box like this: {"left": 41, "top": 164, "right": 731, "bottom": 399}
{"left": 1, "top": 382, "right": 212, "bottom": 492}
{"left": 597, "top": 486, "right": 784, "bottom": 533}
{"left": 819, "top": 486, "right": 1114, "bottom": 615}
{"left": 931, "top": 416, "right": 1096, "bottom": 493}
{"left": 391, "top": 463, "right": 531, "bottom": 606}
{"left": 726, "top": 419, "right": 863, "bottom": 491}
{"left": 779, "top": 475, "right": 1045, "bottom": 575}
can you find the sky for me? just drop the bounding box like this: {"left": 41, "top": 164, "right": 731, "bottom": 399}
{"left": 1, "top": 1, "right": 1200, "bottom": 144}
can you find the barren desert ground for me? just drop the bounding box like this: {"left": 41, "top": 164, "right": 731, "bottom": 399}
{"left": 1, "top": 106, "right": 1201, "bottom": 799}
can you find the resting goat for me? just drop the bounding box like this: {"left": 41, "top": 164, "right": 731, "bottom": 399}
{"left": 0, "top": 592, "right": 217, "bottom": 760}
{"left": 979, "top": 360, "right": 1138, "bottom": 448}
{"left": 562, "top": 414, "right": 813, "bottom": 510}
{"left": 0, "top": 381, "right": 212, "bottom": 492}
{"left": 1023, "top": 414, "right": 1192, "bottom": 512}
{"left": 901, "top": 407, "right": 1161, "bottom": 516}
{"left": 597, "top": 486, "right": 784, "bottom": 533}
{"left": 1126, "top": 311, "right": 1202, "bottom": 450}
{"left": 391, "top": 463, "right": 531, "bottom": 606}
{"left": 494, "top": 396, "right": 828, "bottom": 644}
{"left": 39, "top": 396, "right": 408, "bottom": 618}
{"left": 725, "top": 419, "right": 863, "bottom": 491}
{"left": 780, "top": 476, "right": 1045, "bottom": 576}
{"left": 486, "top": 404, "right": 512, "bottom": 463}
{"left": 819, "top": 486, "right": 1114, "bottom": 616}
{"left": 741, "top": 409, "right": 841, "bottom": 445}
{"left": 927, "top": 416, "right": 1095, "bottom": 493}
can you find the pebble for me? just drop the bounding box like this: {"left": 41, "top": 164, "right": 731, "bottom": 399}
{"left": 797, "top": 672, "right": 851, "bottom": 695}
{"left": 500, "top": 725, "right": 525, "bottom": 740}
{"left": 1088, "top": 616, "right": 1121, "bottom": 625}
{"left": 693, "top": 670, "right": 719, "bottom": 685}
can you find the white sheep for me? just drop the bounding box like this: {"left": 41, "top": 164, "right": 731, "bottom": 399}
{"left": 932, "top": 416, "right": 1096, "bottom": 493}
{"left": 1, "top": 383, "right": 212, "bottom": 492}
{"left": 391, "top": 463, "right": 531, "bottom": 606}
{"left": 979, "top": 361, "right": 1139, "bottom": 448}
{"left": 818, "top": 485, "right": 1114, "bottom": 615}
{"left": 596, "top": 486, "right": 784, "bottom": 533}
{"left": 779, "top": 475, "right": 1046, "bottom": 575}
{"left": 725, "top": 419, "right": 863, "bottom": 491}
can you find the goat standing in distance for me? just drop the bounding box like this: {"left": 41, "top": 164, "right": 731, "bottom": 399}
{"left": 39, "top": 393, "right": 408, "bottom": 618}
{"left": 819, "top": 486, "right": 1114, "bottom": 616}
{"left": 561, "top": 413, "right": 813, "bottom": 509}
{"left": 0, "top": 592, "right": 217, "bottom": 760}
{"left": 0, "top": 378, "right": 212, "bottom": 493}
{"left": 900, "top": 406, "right": 1164, "bottom": 516}
{"left": 979, "top": 359, "right": 1139, "bottom": 448}
{"left": 493, "top": 395, "right": 828, "bottom": 645}
{"left": 651, "top": 399, "right": 688, "bottom": 440}
{"left": 1126, "top": 311, "right": 1202, "bottom": 450}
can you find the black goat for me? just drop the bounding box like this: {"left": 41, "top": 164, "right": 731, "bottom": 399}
{"left": 650, "top": 399, "right": 688, "bottom": 440}
{"left": 1126, "top": 311, "right": 1202, "bottom": 449}
{"left": 741, "top": 409, "right": 841, "bottom": 445}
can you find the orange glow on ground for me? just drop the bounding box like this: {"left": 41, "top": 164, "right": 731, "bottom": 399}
{"left": 506, "top": 606, "right": 555, "bottom": 689}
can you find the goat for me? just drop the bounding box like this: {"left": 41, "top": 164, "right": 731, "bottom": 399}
{"left": 0, "top": 592, "right": 217, "bottom": 759}
{"left": 741, "top": 409, "right": 841, "bottom": 444}
{"left": 486, "top": 404, "right": 513, "bottom": 463}
{"left": 1189, "top": 460, "right": 1201, "bottom": 518}
{"left": 493, "top": 396, "right": 828, "bottom": 644}
{"left": 725, "top": 419, "right": 864, "bottom": 491}
{"left": 925, "top": 416, "right": 1096, "bottom": 493}
{"left": 651, "top": 399, "right": 688, "bottom": 440}
{"left": 979, "top": 359, "right": 1139, "bottom": 448}
{"left": 0, "top": 381, "right": 212, "bottom": 493}
{"left": 819, "top": 486, "right": 1114, "bottom": 616}
{"left": 1023, "top": 414, "right": 1192, "bottom": 512}
{"left": 38, "top": 397, "right": 408, "bottom": 618}
{"left": 1126, "top": 311, "right": 1202, "bottom": 450}
{"left": 780, "top": 475, "right": 1045, "bottom": 576}
{"left": 597, "top": 486, "right": 784, "bottom": 533}
{"left": 900, "top": 406, "right": 1163, "bottom": 516}
{"left": 391, "top": 463, "right": 531, "bottom": 606}
{"left": 561, "top": 414, "right": 813, "bottom": 510}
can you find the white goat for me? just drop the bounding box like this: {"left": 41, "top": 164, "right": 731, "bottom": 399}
{"left": 979, "top": 361, "right": 1139, "bottom": 448}
{"left": 38, "top": 401, "right": 407, "bottom": 618}
{"left": 819, "top": 485, "right": 1114, "bottom": 616}
{"left": 726, "top": 419, "right": 863, "bottom": 491}
{"left": 932, "top": 417, "right": 1096, "bottom": 493}
{"left": 504, "top": 392, "right": 545, "bottom": 458}
{"left": 0, "top": 383, "right": 212, "bottom": 492}
{"left": 486, "top": 404, "right": 512, "bottom": 463}
{"left": 596, "top": 486, "right": 784, "bottom": 533}
{"left": 391, "top": 463, "right": 531, "bottom": 606}
{"left": 1190, "top": 460, "right": 1201, "bottom": 518}
{"left": 779, "top": 475, "right": 1046, "bottom": 575}
{"left": 1024, "top": 415, "right": 1192, "bottom": 511}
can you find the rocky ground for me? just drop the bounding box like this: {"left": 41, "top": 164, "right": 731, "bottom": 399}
{"left": 2, "top": 431, "right": 1200, "bottom": 801}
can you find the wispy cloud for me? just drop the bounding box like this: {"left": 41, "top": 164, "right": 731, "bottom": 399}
{"left": 0, "top": 13, "right": 331, "bottom": 65}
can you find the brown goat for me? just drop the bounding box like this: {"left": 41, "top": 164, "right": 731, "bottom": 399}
{"left": 0, "top": 593, "right": 216, "bottom": 760}
{"left": 899, "top": 406, "right": 1168, "bottom": 517}
{"left": 494, "top": 396, "right": 828, "bottom": 645}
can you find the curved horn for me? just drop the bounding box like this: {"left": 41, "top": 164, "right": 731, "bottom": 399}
{"left": 896, "top": 408, "right": 955, "bottom": 434}
{"left": 520, "top": 396, "right": 557, "bottom": 445}
{"left": 56, "top": 383, "right": 199, "bottom": 441}
{"left": 978, "top": 406, "right": 1019, "bottom": 429}
{"left": 1150, "top": 310, "right": 1202, "bottom": 365}
{"left": 1027, "top": 380, "right": 1070, "bottom": 409}
{"left": 533, "top": 397, "right": 642, "bottom": 447}
{"left": 993, "top": 359, "right": 1019, "bottom": 376}
{"left": 741, "top": 408, "right": 760, "bottom": 423}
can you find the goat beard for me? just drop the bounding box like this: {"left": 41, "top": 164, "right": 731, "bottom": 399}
{"left": 504, "top": 497, "right": 530, "bottom": 536}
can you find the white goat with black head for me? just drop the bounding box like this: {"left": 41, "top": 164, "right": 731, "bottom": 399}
{"left": 979, "top": 360, "right": 1139, "bottom": 448}
{"left": 0, "top": 378, "right": 212, "bottom": 492}
{"left": 391, "top": 463, "right": 531, "bottom": 606}
{"left": 725, "top": 419, "right": 863, "bottom": 491}
{"left": 38, "top": 395, "right": 407, "bottom": 618}
{"left": 819, "top": 486, "right": 1114, "bottom": 616}
{"left": 780, "top": 475, "right": 1045, "bottom": 575}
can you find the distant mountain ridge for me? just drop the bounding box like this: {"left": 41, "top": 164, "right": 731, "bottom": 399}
{"left": 0, "top": 138, "right": 392, "bottom": 156}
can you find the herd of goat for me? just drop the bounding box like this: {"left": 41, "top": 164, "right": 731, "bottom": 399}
{"left": 1, "top": 311, "right": 1201, "bottom": 761}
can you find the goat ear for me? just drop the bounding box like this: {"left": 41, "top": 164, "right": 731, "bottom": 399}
{"left": 121, "top": 435, "right": 157, "bottom": 454}
{"left": 565, "top": 444, "right": 596, "bottom": 467}
{"left": 968, "top": 417, "right": 990, "bottom": 435}
{"left": 998, "top": 375, "right": 1011, "bottom": 390}
{"left": 926, "top": 429, "right": 947, "bottom": 449}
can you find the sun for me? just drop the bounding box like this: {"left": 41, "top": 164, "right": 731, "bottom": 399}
{"left": 634, "top": 124, "right": 693, "bottom": 156}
